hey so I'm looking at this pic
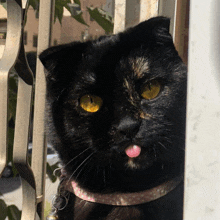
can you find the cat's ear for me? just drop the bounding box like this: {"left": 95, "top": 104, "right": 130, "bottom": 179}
{"left": 142, "top": 16, "right": 171, "bottom": 36}
{"left": 39, "top": 42, "right": 88, "bottom": 98}
{"left": 122, "top": 16, "right": 172, "bottom": 44}
{"left": 39, "top": 42, "right": 88, "bottom": 76}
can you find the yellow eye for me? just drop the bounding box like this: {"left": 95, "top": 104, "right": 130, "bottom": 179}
{"left": 80, "top": 95, "right": 103, "bottom": 113}
{"left": 141, "top": 80, "right": 161, "bottom": 100}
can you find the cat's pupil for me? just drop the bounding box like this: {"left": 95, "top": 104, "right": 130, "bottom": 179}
{"left": 79, "top": 95, "right": 103, "bottom": 113}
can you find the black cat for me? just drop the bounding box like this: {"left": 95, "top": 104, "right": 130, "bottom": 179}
{"left": 40, "top": 16, "right": 186, "bottom": 220}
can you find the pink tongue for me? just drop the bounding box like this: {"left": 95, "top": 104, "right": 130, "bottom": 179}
{"left": 125, "top": 145, "right": 141, "bottom": 158}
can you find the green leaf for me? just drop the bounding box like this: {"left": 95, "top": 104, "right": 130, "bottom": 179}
{"left": 54, "top": 3, "right": 64, "bottom": 24}
{"left": 87, "top": 7, "right": 113, "bottom": 34}
{"left": 8, "top": 74, "right": 18, "bottom": 123}
{"left": 44, "top": 200, "right": 52, "bottom": 218}
{"left": 46, "top": 162, "right": 57, "bottom": 183}
{"left": 28, "top": 0, "right": 39, "bottom": 10}
{"left": 7, "top": 205, "right": 21, "bottom": 220}
{"left": 54, "top": 0, "right": 72, "bottom": 24}
{"left": 9, "top": 75, "right": 18, "bottom": 92}
{"left": 11, "top": 163, "right": 18, "bottom": 178}
{"left": 8, "top": 128, "right": 14, "bottom": 162}
{"left": 0, "top": 199, "right": 7, "bottom": 220}
{"left": 0, "top": 2, "right": 7, "bottom": 9}
{"left": 66, "top": 3, "right": 88, "bottom": 26}
{"left": 74, "top": 0, "right": 81, "bottom": 6}
{"left": 71, "top": 12, "right": 88, "bottom": 26}
{"left": 50, "top": 163, "right": 61, "bottom": 176}
{"left": 7, "top": 127, "right": 19, "bottom": 177}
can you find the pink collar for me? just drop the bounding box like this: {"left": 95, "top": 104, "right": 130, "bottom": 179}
{"left": 69, "top": 176, "right": 182, "bottom": 206}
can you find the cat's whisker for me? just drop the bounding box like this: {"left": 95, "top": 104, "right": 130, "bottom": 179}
{"left": 74, "top": 159, "right": 91, "bottom": 182}
{"left": 73, "top": 136, "right": 92, "bottom": 143}
{"left": 71, "top": 138, "right": 85, "bottom": 144}
{"left": 152, "top": 146, "right": 157, "bottom": 158}
{"left": 164, "top": 135, "right": 186, "bottom": 151}
{"left": 176, "top": 145, "right": 185, "bottom": 151}
{"left": 67, "top": 152, "right": 95, "bottom": 184}
{"left": 65, "top": 137, "right": 87, "bottom": 144}
{"left": 158, "top": 141, "right": 168, "bottom": 151}
{"left": 63, "top": 147, "right": 91, "bottom": 169}
{"left": 163, "top": 137, "right": 172, "bottom": 144}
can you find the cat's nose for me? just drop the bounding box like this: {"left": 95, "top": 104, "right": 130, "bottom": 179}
{"left": 116, "top": 116, "right": 141, "bottom": 137}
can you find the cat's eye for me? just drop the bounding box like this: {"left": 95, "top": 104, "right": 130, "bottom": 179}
{"left": 141, "top": 80, "right": 161, "bottom": 100}
{"left": 80, "top": 95, "right": 103, "bottom": 113}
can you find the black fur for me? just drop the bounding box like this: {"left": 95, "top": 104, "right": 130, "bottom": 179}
{"left": 40, "top": 17, "right": 186, "bottom": 219}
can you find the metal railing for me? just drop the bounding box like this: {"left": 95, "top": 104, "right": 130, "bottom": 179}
{"left": 0, "top": 0, "right": 191, "bottom": 219}
{"left": 0, "top": 0, "right": 54, "bottom": 219}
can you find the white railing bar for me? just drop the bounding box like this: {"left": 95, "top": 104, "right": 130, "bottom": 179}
{"left": 158, "top": 0, "right": 177, "bottom": 38}
{"left": 31, "top": 0, "right": 55, "bottom": 219}
{"left": 113, "top": 0, "right": 126, "bottom": 34}
{"left": 0, "top": 0, "right": 23, "bottom": 177}
{"left": 184, "top": 0, "right": 220, "bottom": 219}
{"left": 140, "top": 0, "right": 159, "bottom": 22}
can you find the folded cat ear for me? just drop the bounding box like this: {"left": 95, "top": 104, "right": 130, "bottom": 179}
{"left": 122, "top": 16, "right": 172, "bottom": 44}
{"left": 39, "top": 42, "right": 88, "bottom": 75}
{"left": 39, "top": 42, "right": 88, "bottom": 98}
{"left": 142, "top": 16, "right": 171, "bottom": 35}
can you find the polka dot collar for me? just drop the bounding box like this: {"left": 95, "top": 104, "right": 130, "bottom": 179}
{"left": 69, "top": 176, "right": 183, "bottom": 206}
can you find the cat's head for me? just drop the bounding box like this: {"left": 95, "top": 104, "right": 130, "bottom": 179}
{"left": 40, "top": 17, "right": 186, "bottom": 193}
